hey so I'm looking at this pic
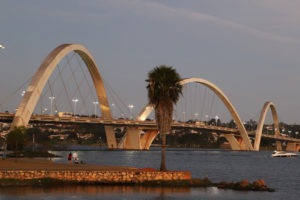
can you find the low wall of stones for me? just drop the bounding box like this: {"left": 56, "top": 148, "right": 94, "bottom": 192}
{"left": 0, "top": 170, "right": 191, "bottom": 183}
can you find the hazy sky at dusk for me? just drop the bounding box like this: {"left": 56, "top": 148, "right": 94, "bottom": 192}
{"left": 1, "top": 0, "right": 300, "bottom": 123}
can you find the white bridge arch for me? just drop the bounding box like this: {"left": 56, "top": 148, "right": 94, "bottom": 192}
{"left": 137, "top": 78, "right": 283, "bottom": 151}
{"left": 11, "top": 44, "right": 117, "bottom": 148}
{"left": 12, "top": 44, "right": 111, "bottom": 128}
{"left": 254, "top": 101, "right": 281, "bottom": 151}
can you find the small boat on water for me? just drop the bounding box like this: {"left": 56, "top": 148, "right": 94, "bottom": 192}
{"left": 271, "top": 151, "right": 299, "bottom": 158}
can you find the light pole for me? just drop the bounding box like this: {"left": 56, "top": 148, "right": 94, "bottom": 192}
{"left": 21, "top": 90, "right": 25, "bottom": 96}
{"left": 42, "top": 108, "right": 48, "bottom": 115}
{"left": 215, "top": 115, "right": 219, "bottom": 126}
{"left": 194, "top": 113, "right": 199, "bottom": 121}
{"left": 205, "top": 114, "right": 209, "bottom": 124}
{"left": 1, "top": 43, "right": 7, "bottom": 159}
{"left": 72, "top": 98, "right": 79, "bottom": 116}
{"left": 93, "top": 101, "right": 99, "bottom": 118}
{"left": 128, "top": 104, "right": 134, "bottom": 120}
{"left": 111, "top": 103, "right": 115, "bottom": 118}
{"left": 49, "top": 96, "right": 55, "bottom": 115}
{"left": 182, "top": 112, "right": 186, "bottom": 122}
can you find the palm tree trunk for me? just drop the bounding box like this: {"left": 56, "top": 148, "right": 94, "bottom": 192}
{"left": 160, "top": 133, "right": 167, "bottom": 171}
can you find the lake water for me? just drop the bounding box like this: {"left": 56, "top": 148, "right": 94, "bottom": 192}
{"left": 1, "top": 147, "right": 299, "bottom": 200}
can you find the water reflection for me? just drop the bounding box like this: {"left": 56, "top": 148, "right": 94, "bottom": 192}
{"left": 0, "top": 185, "right": 191, "bottom": 196}
{"left": 0, "top": 186, "right": 268, "bottom": 200}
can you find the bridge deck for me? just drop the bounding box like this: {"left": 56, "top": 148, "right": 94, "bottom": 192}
{"left": 1, "top": 113, "right": 300, "bottom": 143}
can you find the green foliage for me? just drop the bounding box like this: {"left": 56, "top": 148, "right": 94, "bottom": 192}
{"left": 146, "top": 65, "right": 182, "bottom": 135}
{"left": 228, "top": 119, "right": 236, "bottom": 128}
{"left": 27, "top": 127, "right": 50, "bottom": 144}
{"left": 92, "top": 126, "right": 106, "bottom": 141}
{"left": 146, "top": 65, "right": 182, "bottom": 106}
{"left": 260, "top": 138, "right": 275, "bottom": 147}
{"left": 67, "top": 132, "right": 78, "bottom": 140}
{"left": 7, "top": 126, "right": 28, "bottom": 151}
{"left": 166, "top": 130, "right": 224, "bottom": 147}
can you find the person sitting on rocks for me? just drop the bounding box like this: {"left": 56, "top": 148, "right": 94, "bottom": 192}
{"left": 67, "top": 152, "right": 72, "bottom": 163}
{"left": 73, "top": 152, "right": 79, "bottom": 164}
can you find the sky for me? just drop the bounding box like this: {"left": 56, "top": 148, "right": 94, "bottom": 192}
{"left": 1, "top": 0, "right": 300, "bottom": 123}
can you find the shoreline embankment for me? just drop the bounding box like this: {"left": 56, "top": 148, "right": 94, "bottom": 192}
{"left": 0, "top": 158, "right": 273, "bottom": 192}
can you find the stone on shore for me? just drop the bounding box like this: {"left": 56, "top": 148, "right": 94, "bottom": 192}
{"left": 238, "top": 180, "right": 249, "bottom": 188}
{"left": 217, "top": 179, "right": 274, "bottom": 192}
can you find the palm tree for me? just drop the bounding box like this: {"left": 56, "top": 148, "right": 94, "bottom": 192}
{"left": 146, "top": 65, "right": 182, "bottom": 171}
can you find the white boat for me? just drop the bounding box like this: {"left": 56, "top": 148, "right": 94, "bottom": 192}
{"left": 271, "top": 151, "right": 299, "bottom": 158}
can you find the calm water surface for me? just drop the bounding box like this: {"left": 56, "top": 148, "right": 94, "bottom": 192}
{"left": 1, "top": 147, "right": 299, "bottom": 200}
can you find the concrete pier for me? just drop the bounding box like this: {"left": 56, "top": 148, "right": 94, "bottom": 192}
{"left": 0, "top": 158, "right": 191, "bottom": 183}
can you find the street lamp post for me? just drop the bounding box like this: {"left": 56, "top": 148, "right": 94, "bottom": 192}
{"left": 49, "top": 96, "right": 55, "bottom": 115}
{"left": 281, "top": 128, "right": 285, "bottom": 136}
{"left": 194, "top": 113, "right": 199, "bottom": 121}
{"left": 205, "top": 114, "right": 209, "bottom": 124}
{"left": 21, "top": 90, "right": 26, "bottom": 97}
{"left": 215, "top": 115, "right": 219, "bottom": 126}
{"left": 93, "top": 101, "right": 99, "bottom": 118}
{"left": 128, "top": 104, "right": 134, "bottom": 120}
{"left": 182, "top": 112, "right": 186, "bottom": 122}
{"left": 111, "top": 103, "right": 115, "bottom": 118}
{"left": 1, "top": 42, "right": 7, "bottom": 159}
{"left": 42, "top": 108, "right": 48, "bottom": 115}
{"left": 72, "top": 98, "right": 79, "bottom": 116}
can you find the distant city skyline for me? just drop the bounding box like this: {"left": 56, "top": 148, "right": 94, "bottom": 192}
{"left": 1, "top": 0, "right": 300, "bottom": 123}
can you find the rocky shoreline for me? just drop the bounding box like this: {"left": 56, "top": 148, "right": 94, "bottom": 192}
{"left": 0, "top": 159, "right": 274, "bottom": 192}
{"left": 0, "top": 177, "right": 274, "bottom": 192}
{"left": 141, "top": 177, "right": 274, "bottom": 192}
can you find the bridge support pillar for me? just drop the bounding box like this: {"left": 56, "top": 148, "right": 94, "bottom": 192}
{"left": 286, "top": 142, "right": 300, "bottom": 152}
{"left": 104, "top": 126, "right": 117, "bottom": 149}
{"left": 237, "top": 137, "right": 246, "bottom": 150}
{"left": 276, "top": 141, "right": 283, "bottom": 151}
{"left": 223, "top": 134, "right": 240, "bottom": 150}
{"left": 119, "top": 127, "right": 142, "bottom": 150}
{"left": 140, "top": 130, "right": 158, "bottom": 150}
{"left": 223, "top": 134, "right": 245, "bottom": 151}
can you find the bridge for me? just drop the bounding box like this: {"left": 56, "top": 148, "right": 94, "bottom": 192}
{"left": 1, "top": 112, "right": 300, "bottom": 148}
{"left": 2, "top": 110, "right": 300, "bottom": 151}
{"left": 1, "top": 44, "right": 300, "bottom": 151}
